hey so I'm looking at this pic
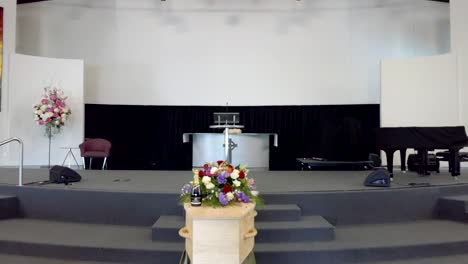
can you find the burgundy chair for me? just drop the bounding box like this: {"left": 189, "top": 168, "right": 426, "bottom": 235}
{"left": 79, "top": 138, "right": 112, "bottom": 170}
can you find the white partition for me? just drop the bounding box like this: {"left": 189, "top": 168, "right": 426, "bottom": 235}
{"left": 380, "top": 54, "right": 459, "bottom": 165}
{"left": 0, "top": 0, "right": 17, "bottom": 162}
{"left": 381, "top": 54, "right": 459, "bottom": 128}
{"left": 8, "top": 54, "right": 84, "bottom": 166}
{"left": 451, "top": 0, "right": 468, "bottom": 135}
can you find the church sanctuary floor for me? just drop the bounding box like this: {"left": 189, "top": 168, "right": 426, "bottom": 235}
{"left": 1, "top": 168, "right": 468, "bottom": 193}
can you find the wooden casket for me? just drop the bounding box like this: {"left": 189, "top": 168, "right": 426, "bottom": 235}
{"left": 179, "top": 203, "right": 257, "bottom": 264}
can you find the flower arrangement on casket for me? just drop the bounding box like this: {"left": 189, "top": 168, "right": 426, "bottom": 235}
{"left": 179, "top": 161, "right": 263, "bottom": 207}
{"left": 33, "top": 87, "right": 71, "bottom": 130}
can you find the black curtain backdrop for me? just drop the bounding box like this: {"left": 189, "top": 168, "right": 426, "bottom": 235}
{"left": 85, "top": 104, "right": 380, "bottom": 170}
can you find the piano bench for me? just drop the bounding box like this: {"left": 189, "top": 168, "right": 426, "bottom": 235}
{"left": 436, "top": 151, "right": 468, "bottom": 162}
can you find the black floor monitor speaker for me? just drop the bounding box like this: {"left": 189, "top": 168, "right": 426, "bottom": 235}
{"left": 49, "top": 166, "right": 82, "bottom": 185}
{"left": 364, "top": 169, "right": 391, "bottom": 187}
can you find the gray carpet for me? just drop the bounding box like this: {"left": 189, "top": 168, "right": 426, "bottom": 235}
{"left": 254, "top": 220, "right": 468, "bottom": 251}
{"left": 371, "top": 254, "right": 468, "bottom": 264}
{"left": 0, "top": 219, "right": 182, "bottom": 251}
{"left": 1, "top": 168, "right": 467, "bottom": 193}
{"left": 0, "top": 254, "right": 115, "bottom": 264}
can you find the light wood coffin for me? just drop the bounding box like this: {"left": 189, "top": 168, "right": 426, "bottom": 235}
{"left": 179, "top": 203, "right": 257, "bottom": 264}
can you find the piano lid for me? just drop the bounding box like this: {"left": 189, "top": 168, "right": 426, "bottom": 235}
{"left": 375, "top": 126, "right": 468, "bottom": 149}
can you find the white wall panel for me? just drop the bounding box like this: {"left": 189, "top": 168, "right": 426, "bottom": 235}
{"left": 380, "top": 54, "right": 458, "bottom": 166}
{"left": 381, "top": 54, "right": 458, "bottom": 128}
{"left": 8, "top": 54, "right": 84, "bottom": 166}
{"left": 0, "top": 0, "right": 17, "bottom": 164}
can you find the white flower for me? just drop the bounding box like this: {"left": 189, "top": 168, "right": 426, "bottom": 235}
{"left": 210, "top": 167, "right": 218, "bottom": 175}
{"left": 206, "top": 183, "right": 215, "bottom": 189}
{"left": 34, "top": 116, "right": 40, "bottom": 121}
{"left": 251, "top": 191, "right": 259, "bottom": 197}
{"left": 61, "top": 114, "right": 67, "bottom": 119}
{"left": 230, "top": 169, "right": 240, "bottom": 179}
{"left": 202, "top": 176, "right": 211, "bottom": 185}
{"left": 55, "top": 120, "right": 60, "bottom": 125}
{"left": 35, "top": 110, "right": 43, "bottom": 115}
{"left": 48, "top": 112, "right": 54, "bottom": 117}
{"left": 42, "top": 115, "right": 48, "bottom": 121}
{"left": 40, "top": 105, "right": 47, "bottom": 111}
{"left": 226, "top": 192, "right": 234, "bottom": 201}
{"left": 54, "top": 108, "right": 60, "bottom": 113}
{"left": 233, "top": 180, "right": 241, "bottom": 187}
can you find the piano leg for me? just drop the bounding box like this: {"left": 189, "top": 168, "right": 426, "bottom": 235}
{"left": 384, "top": 149, "right": 395, "bottom": 180}
{"left": 417, "top": 149, "right": 430, "bottom": 176}
{"left": 450, "top": 149, "right": 461, "bottom": 177}
{"left": 399, "top": 149, "right": 407, "bottom": 172}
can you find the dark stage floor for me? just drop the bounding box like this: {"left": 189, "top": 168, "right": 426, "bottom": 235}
{"left": 1, "top": 167, "right": 467, "bottom": 193}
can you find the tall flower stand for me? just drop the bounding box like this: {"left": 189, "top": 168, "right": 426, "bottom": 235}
{"left": 46, "top": 126, "right": 52, "bottom": 168}
{"left": 178, "top": 203, "right": 257, "bottom": 264}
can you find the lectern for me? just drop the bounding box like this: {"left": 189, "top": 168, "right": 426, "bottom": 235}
{"left": 209, "top": 112, "right": 244, "bottom": 164}
{"left": 182, "top": 113, "right": 278, "bottom": 168}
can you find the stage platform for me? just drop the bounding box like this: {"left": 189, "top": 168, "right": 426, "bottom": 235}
{"left": 1, "top": 168, "right": 468, "bottom": 193}
{"left": 1, "top": 168, "right": 468, "bottom": 263}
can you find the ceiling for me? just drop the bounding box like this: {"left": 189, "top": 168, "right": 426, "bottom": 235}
{"left": 17, "top": 0, "right": 47, "bottom": 4}
{"left": 17, "top": 0, "right": 450, "bottom": 3}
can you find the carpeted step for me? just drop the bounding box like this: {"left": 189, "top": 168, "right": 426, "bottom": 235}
{"left": 256, "top": 216, "right": 334, "bottom": 242}
{"left": 437, "top": 195, "right": 468, "bottom": 222}
{"left": 256, "top": 204, "right": 301, "bottom": 221}
{"left": 367, "top": 254, "right": 468, "bottom": 264}
{"left": 2, "top": 218, "right": 468, "bottom": 264}
{"left": 0, "top": 254, "right": 117, "bottom": 264}
{"left": 0, "top": 195, "right": 19, "bottom": 220}
{"left": 254, "top": 220, "right": 468, "bottom": 264}
{"left": 152, "top": 215, "right": 335, "bottom": 243}
{"left": 0, "top": 218, "right": 183, "bottom": 263}
{"left": 152, "top": 216, "right": 184, "bottom": 242}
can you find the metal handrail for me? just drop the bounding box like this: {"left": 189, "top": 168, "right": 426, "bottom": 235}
{"left": 0, "top": 137, "right": 24, "bottom": 186}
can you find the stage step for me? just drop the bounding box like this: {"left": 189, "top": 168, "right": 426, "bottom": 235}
{"left": 253, "top": 220, "right": 468, "bottom": 264}
{"left": 1, "top": 218, "right": 468, "bottom": 263}
{"left": 0, "top": 195, "right": 19, "bottom": 220}
{"left": 256, "top": 216, "right": 334, "bottom": 242}
{"left": 0, "top": 218, "right": 183, "bottom": 263}
{"left": 256, "top": 204, "right": 301, "bottom": 221}
{"left": 0, "top": 254, "right": 116, "bottom": 264}
{"left": 152, "top": 215, "right": 335, "bottom": 243}
{"left": 369, "top": 254, "right": 468, "bottom": 264}
{"left": 437, "top": 195, "right": 468, "bottom": 222}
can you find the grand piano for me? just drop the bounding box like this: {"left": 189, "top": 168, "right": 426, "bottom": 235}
{"left": 375, "top": 126, "right": 468, "bottom": 178}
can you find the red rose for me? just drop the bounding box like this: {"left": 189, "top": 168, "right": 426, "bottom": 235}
{"left": 217, "top": 160, "right": 224, "bottom": 166}
{"left": 203, "top": 164, "right": 209, "bottom": 170}
{"left": 198, "top": 170, "right": 204, "bottom": 177}
{"left": 239, "top": 171, "right": 245, "bottom": 179}
{"left": 226, "top": 165, "right": 234, "bottom": 173}
{"left": 223, "top": 185, "right": 233, "bottom": 193}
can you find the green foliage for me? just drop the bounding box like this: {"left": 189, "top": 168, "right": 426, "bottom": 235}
{"left": 178, "top": 162, "right": 263, "bottom": 208}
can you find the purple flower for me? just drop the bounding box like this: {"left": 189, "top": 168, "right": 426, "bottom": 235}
{"left": 247, "top": 179, "right": 256, "bottom": 190}
{"left": 217, "top": 174, "right": 227, "bottom": 184}
{"left": 236, "top": 191, "right": 250, "bottom": 203}
{"left": 218, "top": 192, "right": 229, "bottom": 206}
{"left": 181, "top": 184, "right": 192, "bottom": 195}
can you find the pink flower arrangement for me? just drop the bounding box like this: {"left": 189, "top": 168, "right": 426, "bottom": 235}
{"left": 33, "top": 87, "right": 71, "bottom": 130}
